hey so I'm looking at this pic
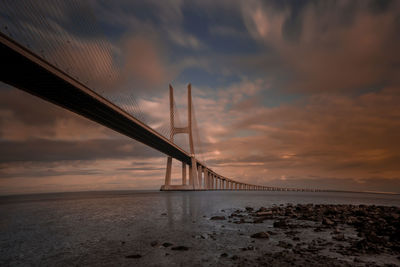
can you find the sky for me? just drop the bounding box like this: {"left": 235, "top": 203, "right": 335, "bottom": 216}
{"left": 1, "top": 0, "right": 400, "bottom": 194}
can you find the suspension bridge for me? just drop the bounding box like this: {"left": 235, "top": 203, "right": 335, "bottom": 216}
{"left": 0, "top": 2, "right": 323, "bottom": 192}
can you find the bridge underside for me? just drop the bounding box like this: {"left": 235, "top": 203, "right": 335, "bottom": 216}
{"left": 0, "top": 33, "right": 324, "bottom": 193}
{"left": 0, "top": 33, "right": 191, "bottom": 165}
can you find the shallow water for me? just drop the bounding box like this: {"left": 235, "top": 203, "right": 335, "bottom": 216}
{"left": 1, "top": 191, "right": 399, "bottom": 266}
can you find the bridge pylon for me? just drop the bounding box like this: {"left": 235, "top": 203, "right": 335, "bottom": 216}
{"left": 161, "top": 84, "right": 197, "bottom": 191}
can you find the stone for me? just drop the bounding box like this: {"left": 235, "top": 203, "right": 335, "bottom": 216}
{"left": 322, "top": 218, "right": 335, "bottom": 226}
{"left": 251, "top": 232, "right": 270, "bottom": 239}
{"left": 278, "top": 241, "right": 293, "bottom": 249}
{"left": 125, "top": 254, "right": 141, "bottom": 259}
{"left": 210, "top": 216, "right": 226, "bottom": 220}
{"left": 231, "top": 255, "right": 239, "bottom": 260}
{"left": 162, "top": 242, "right": 173, "bottom": 247}
{"left": 150, "top": 241, "right": 158, "bottom": 247}
{"left": 171, "top": 246, "right": 189, "bottom": 251}
{"left": 273, "top": 220, "right": 288, "bottom": 228}
{"left": 332, "top": 234, "right": 345, "bottom": 241}
{"left": 257, "top": 207, "right": 268, "bottom": 212}
{"left": 253, "top": 216, "right": 269, "bottom": 223}
{"left": 256, "top": 211, "right": 273, "bottom": 216}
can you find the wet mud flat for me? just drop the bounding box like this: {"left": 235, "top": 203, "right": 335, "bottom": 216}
{"left": 1, "top": 195, "right": 400, "bottom": 266}
{"left": 118, "top": 204, "right": 400, "bottom": 267}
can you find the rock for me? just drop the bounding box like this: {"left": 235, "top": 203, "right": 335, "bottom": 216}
{"left": 245, "top": 207, "right": 254, "bottom": 212}
{"left": 285, "top": 230, "right": 299, "bottom": 236}
{"left": 221, "top": 253, "right": 228, "bottom": 257}
{"left": 273, "top": 220, "right": 288, "bottom": 228}
{"left": 171, "top": 245, "right": 189, "bottom": 251}
{"left": 257, "top": 207, "right": 268, "bottom": 212}
{"left": 332, "top": 234, "right": 345, "bottom": 241}
{"left": 161, "top": 213, "right": 167, "bottom": 216}
{"left": 162, "top": 242, "right": 173, "bottom": 247}
{"left": 210, "top": 216, "right": 226, "bottom": 220}
{"left": 253, "top": 216, "right": 270, "bottom": 223}
{"left": 231, "top": 255, "right": 239, "bottom": 260}
{"left": 150, "top": 241, "right": 158, "bottom": 247}
{"left": 251, "top": 232, "right": 270, "bottom": 239}
{"left": 125, "top": 254, "right": 142, "bottom": 259}
{"left": 256, "top": 211, "right": 273, "bottom": 216}
{"left": 278, "top": 241, "right": 293, "bottom": 249}
{"left": 322, "top": 218, "right": 335, "bottom": 226}
{"left": 241, "top": 245, "right": 255, "bottom": 251}
{"left": 346, "top": 216, "right": 357, "bottom": 224}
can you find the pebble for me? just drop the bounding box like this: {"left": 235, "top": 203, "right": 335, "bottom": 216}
{"left": 125, "top": 254, "right": 141, "bottom": 259}
{"left": 210, "top": 216, "right": 226, "bottom": 220}
{"left": 171, "top": 246, "right": 189, "bottom": 251}
{"left": 251, "top": 232, "right": 270, "bottom": 239}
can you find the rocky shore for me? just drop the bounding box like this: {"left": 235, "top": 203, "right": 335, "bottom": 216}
{"left": 208, "top": 204, "right": 400, "bottom": 266}
{"left": 117, "top": 203, "right": 400, "bottom": 266}
{"left": 3, "top": 196, "right": 400, "bottom": 266}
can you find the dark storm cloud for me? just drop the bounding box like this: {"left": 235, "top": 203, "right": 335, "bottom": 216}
{"left": 239, "top": 0, "right": 400, "bottom": 93}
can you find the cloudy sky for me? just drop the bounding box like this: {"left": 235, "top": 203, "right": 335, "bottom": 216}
{"left": 1, "top": 0, "right": 400, "bottom": 194}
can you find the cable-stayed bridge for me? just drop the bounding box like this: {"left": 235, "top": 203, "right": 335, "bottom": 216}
{"left": 0, "top": 2, "right": 322, "bottom": 192}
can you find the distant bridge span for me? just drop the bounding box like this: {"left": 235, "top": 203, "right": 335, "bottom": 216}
{"left": 0, "top": 32, "right": 323, "bottom": 192}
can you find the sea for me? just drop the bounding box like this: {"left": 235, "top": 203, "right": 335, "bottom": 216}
{"left": 1, "top": 190, "right": 399, "bottom": 266}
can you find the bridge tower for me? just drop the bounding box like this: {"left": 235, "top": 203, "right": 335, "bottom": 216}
{"left": 161, "top": 84, "right": 197, "bottom": 190}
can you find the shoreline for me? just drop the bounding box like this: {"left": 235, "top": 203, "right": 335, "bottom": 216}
{"left": 1, "top": 194, "right": 399, "bottom": 266}
{"left": 203, "top": 204, "right": 400, "bottom": 266}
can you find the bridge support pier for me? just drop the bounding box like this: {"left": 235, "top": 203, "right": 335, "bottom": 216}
{"left": 182, "top": 162, "right": 186, "bottom": 185}
{"left": 206, "top": 170, "right": 209, "bottom": 189}
{"left": 190, "top": 157, "right": 197, "bottom": 189}
{"left": 197, "top": 164, "right": 202, "bottom": 189}
{"left": 164, "top": 157, "right": 172, "bottom": 186}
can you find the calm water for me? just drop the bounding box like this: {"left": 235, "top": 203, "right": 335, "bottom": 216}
{"left": 1, "top": 191, "right": 399, "bottom": 266}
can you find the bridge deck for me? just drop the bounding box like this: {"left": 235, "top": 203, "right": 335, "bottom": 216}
{"left": 0, "top": 32, "right": 192, "bottom": 165}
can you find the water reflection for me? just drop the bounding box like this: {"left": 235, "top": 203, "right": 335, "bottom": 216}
{"left": 162, "top": 191, "right": 400, "bottom": 229}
